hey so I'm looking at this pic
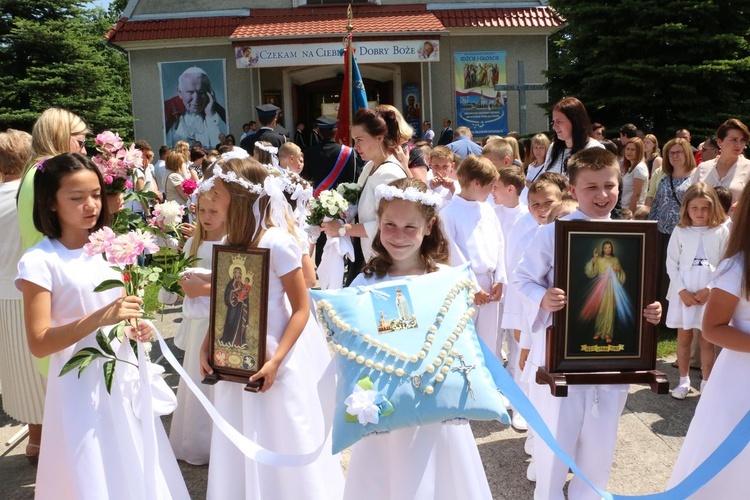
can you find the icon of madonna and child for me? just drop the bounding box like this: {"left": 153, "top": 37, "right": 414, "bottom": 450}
{"left": 218, "top": 261, "right": 254, "bottom": 350}
{"left": 572, "top": 240, "right": 638, "bottom": 354}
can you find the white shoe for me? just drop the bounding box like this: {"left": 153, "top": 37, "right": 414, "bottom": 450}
{"left": 512, "top": 411, "right": 528, "bottom": 432}
{"left": 526, "top": 460, "right": 536, "bottom": 482}
{"left": 499, "top": 392, "right": 510, "bottom": 408}
{"left": 671, "top": 383, "right": 690, "bottom": 400}
{"left": 524, "top": 435, "right": 534, "bottom": 456}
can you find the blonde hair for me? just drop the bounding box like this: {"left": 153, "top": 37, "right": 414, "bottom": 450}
{"left": 174, "top": 141, "right": 190, "bottom": 164}
{"left": 429, "top": 145, "right": 453, "bottom": 161}
{"left": 482, "top": 139, "right": 514, "bottom": 164}
{"left": 644, "top": 134, "right": 660, "bottom": 160}
{"left": 456, "top": 154, "right": 498, "bottom": 188}
{"left": 375, "top": 104, "right": 413, "bottom": 143}
{"left": 27, "top": 107, "right": 89, "bottom": 173}
{"left": 504, "top": 136, "right": 521, "bottom": 163}
{"left": 278, "top": 142, "right": 301, "bottom": 162}
{"left": 0, "top": 129, "right": 33, "bottom": 176}
{"left": 527, "top": 133, "right": 551, "bottom": 167}
{"left": 165, "top": 152, "right": 183, "bottom": 173}
{"left": 677, "top": 182, "right": 727, "bottom": 228}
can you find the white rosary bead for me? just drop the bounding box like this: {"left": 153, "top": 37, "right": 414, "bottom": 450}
{"left": 426, "top": 333, "right": 435, "bottom": 342}
{"left": 435, "top": 373, "right": 445, "bottom": 383}
{"left": 424, "top": 385, "right": 435, "bottom": 395}
{"left": 365, "top": 359, "right": 374, "bottom": 368}
{"left": 425, "top": 365, "right": 435, "bottom": 373}
{"left": 441, "top": 365, "right": 451, "bottom": 374}
{"left": 384, "top": 365, "right": 394, "bottom": 374}
{"left": 347, "top": 351, "right": 357, "bottom": 360}
{"left": 395, "top": 368, "right": 405, "bottom": 377}
{"left": 356, "top": 355, "right": 365, "bottom": 364}
{"left": 374, "top": 362, "right": 384, "bottom": 372}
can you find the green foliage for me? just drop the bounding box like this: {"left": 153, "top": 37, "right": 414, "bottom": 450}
{"left": 546, "top": 0, "right": 750, "bottom": 139}
{"left": 0, "top": 0, "right": 133, "bottom": 137}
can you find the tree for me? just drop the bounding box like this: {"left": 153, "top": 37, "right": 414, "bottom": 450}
{"left": 546, "top": 0, "right": 750, "bottom": 140}
{"left": 0, "top": 0, "right": 133, "bottom": 138}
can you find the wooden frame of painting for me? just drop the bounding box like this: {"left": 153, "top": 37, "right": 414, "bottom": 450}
{"left": 536, "top": 220, "right": 669, "bottom": 397}
{"left": 202, "top": 245, "right": 269, "bottom": 392}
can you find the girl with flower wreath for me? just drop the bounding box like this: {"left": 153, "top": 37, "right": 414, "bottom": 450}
{"left": 198, "top": 156, "right": 344, "bottom": 499}
{"left": 345, "top": 177, "right": 493, "bottom": 500}
{"left": 16, "top": 153, "right": 188, "bottom": 499}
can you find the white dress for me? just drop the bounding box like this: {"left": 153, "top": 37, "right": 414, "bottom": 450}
{"left": 666, "top": 225, "right": 728, "bottom": 330}
{"left": 0, "top": 180, "right": 45, "bottom": 424}
{"left": 17, "top": 238, "right": 188, "bottom": 500}
{"left": 343, "top": 269, "right": 492, "bottom": 500}
{"left": 207, "top": 228, "right": 344, "bottom": 500}
{"left": 668, "top": 256, "right": 750, "bottom": 496}
{"left": 169, "top": 236, "right": 223, "bottom": 465}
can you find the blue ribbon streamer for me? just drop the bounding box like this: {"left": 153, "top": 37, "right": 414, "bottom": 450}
{"left": 479, "top": 339, "right": 750, "bottom": 499}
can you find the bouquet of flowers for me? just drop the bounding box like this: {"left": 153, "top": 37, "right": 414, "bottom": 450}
{"left": 148, "top": 200, "right": 199, "bottom": 305}
{"left": 336, "top": 182, "right": 362, "bottom": 222}
{"left": 92, "top": 131, "right": 143, "bottom": 194}
{"left": 306, "top": 189, "right": 349, "bottom": 226}
{"left": 60, "top": 227, "right": 162, "bottom": 393}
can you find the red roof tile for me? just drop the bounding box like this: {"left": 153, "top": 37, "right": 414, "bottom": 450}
{"left": 107, "top": 16, "right": 244, "bottom": 43}
{"left": 106, "top": 6, "right": 562, "bottom": 44}
{"left": 434, "top": 7, "right": 563, "bottom": 29}
{"left": 231, "top": 5, "right": 446, "bottom": 40}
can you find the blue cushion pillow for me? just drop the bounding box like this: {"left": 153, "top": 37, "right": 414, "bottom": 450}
{"left": 310, "top": 264, "right": 510, "bottom": 453}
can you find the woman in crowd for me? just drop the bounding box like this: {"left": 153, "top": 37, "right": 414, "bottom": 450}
{"left": 621, "top": 137, "right": 649, "bottom": 213}
{"left": 541, "top": 97, "right": 604, "bottom": 176}
{"left": 0, "top": 129, "right": 46, "bottom": 464}
{"left": 525, "top": 133, "right": 551, "bottom": 185}
{"left": 321, "top": 107, "right": 409, "bottom": 272}
{"left": 17, "top": 107, "right": 89, "bottom": 250}
{"left": 691, "top": 119, "right": 750, "bottom": 205}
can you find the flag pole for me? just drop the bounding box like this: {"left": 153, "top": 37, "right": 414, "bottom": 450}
{"left": 347, "top": 5, "right": 354, "bottom": 145}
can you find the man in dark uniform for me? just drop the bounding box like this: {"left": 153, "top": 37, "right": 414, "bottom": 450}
{"left": 240, "top": 103, "right": 287, "bottom": 154}
{"left": 302, "top": 116, "right": 358, "bottom": 271}
{"left": 437, "top": 118, "right": 454, "bottom": 146}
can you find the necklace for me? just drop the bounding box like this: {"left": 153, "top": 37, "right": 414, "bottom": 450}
{"left": 316, "top": 278, "right": 477, "bottom": 397}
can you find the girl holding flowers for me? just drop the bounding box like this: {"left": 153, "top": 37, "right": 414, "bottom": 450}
{"left": 16, "top": 153, "right": 188, "bottom": 499}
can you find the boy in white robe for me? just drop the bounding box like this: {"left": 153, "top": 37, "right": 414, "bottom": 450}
{"left": 513, "top": 149, "right": 662, "bottom": 500}
{"left": 441, "top": 154, "right": 505, "bottom": 352}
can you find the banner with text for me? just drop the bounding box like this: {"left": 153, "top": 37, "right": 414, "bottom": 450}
{"left": 453, "top": 51, "right": 508, "bottom": 137}
{"left": 235, "top": 40, "right": 439, "bottom": 68}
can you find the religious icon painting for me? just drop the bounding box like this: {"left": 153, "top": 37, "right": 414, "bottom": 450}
{"left": 550, "top": 220, "right": 659, "bottom": 374}
{"left": 204, "top": 245, "right": 269, "bottom": 392}
{"left": 371, "top": 285, "right": 419, "bottom": 334}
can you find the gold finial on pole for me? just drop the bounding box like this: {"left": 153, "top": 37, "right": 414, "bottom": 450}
{"left": 347, "top": 4, "right": 354, "bottom": 34}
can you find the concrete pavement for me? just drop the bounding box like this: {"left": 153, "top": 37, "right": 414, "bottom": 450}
{"left": 0, "top": 306, "right": 698, "bottom": 499}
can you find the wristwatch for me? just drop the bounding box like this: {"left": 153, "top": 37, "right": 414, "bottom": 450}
{"left": 338, "top": 224, "right": 347, "bottom": 237}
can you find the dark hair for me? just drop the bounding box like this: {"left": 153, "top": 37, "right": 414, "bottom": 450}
{"left": 352, "top": 107, "right": 401, "bottom": 153}
{"left": 536, "top": 171, "right": 569, "bottom": 194}
{"left": 134, "top": 140, "right": 152, "bottom": 152}
{"left": 716, "top": 118, "right": 750, "bottom": 142}
{"left": 600, "top": 240, "right": 615, "bottom": 256}
{"left": 714, "top": 185, "right": 732, "bottom": 215}
{"left": 619, "top": 123, "right": 638, "bottom": 139}
{"left": 32, "top": 153, "right": 109, "bottom": 239}
{"left": 599, "top": 139, "right": 619, "bottom": 156}
{"left": 364, "top": 178, "right": 449, "bottom": 278}
{"left": 158, "top": 145, "right": 171, "bottom": 158}
{"left": 190, "top": 149, "right": 206, "bottom": 162}
{"left": 548, "top": 97, "right": 593, "bottom": 172}
{"left": 592, "top": 122, "right": 605, "bottom": 135}
{"left": 226, "top": 134, "right": 236, "bottom": 146}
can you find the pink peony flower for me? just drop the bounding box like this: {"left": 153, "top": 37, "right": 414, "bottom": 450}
{"left": 182, "top": 179, "right": 199, "bottom": 196}
{"left": 104, "top": 175, "right": 114, "bottom": 185}
{"left": 83, "top": 227, "right": 116, "bottom": 256}
{"left": 95, "top": 131, "right": 124, "bottom": 152}
{"left": 106, "top": 229, "right": 159, "bottom": 266}
{"left": 124, "top": 179, "right": 133, "bottom": 190}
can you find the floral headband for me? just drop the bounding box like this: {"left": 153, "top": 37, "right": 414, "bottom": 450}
{"left": 198, "top": 164, "right": 293, "bottom": 241}
{"left": 255, "top": 143, "right": 278, "bottom": 155}
{"left": 375, "top": 184, "right": 443, "bottom": 207}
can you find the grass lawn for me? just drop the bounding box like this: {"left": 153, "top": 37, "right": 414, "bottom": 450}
{"left": 143, "top": 282, "right": 161, "bottom": 316}
{"left": 656, "top": 325, "right": 677, "bottom": 359}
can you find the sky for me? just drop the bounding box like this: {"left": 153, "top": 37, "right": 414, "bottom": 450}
{"left": 91, "top": 0, "right": 113, "bottom": 9}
